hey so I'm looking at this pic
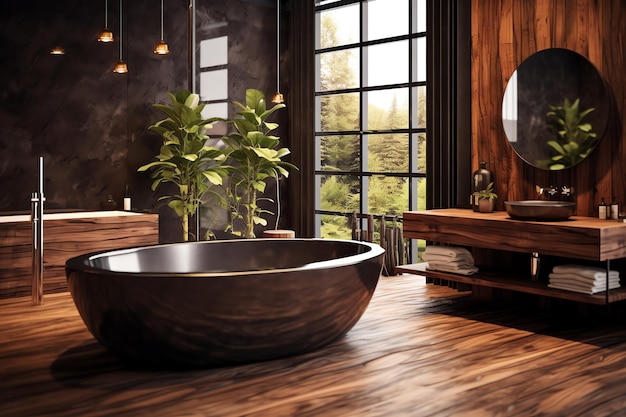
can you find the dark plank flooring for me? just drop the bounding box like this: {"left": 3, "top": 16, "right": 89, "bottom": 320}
{"left": 3, "top": 275, "right": 626, "bottom": 416}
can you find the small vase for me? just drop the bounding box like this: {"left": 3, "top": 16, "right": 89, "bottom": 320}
{"left": 478, "top": 198, "right": 495, "bottom": 213}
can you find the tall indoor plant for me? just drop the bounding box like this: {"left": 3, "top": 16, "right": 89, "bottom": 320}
{"left": 222, "top": 89, "right": 297, "bottom": 238}
{"left": 139, "top": 90, "right": 228, "bottom": 241}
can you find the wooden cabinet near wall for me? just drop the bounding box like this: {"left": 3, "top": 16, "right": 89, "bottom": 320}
{"left": 0, "top": 211, "right": 159, "bottom": 299}
{"left": 401, "top": 209, "right": 626, "bottom": 305}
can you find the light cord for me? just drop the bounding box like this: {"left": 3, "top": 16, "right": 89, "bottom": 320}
{"left": 275, "top": 173, "right": 281, "bottom": 230}
{"left": 118, "top": 0, "right": 123, "bottom": 59}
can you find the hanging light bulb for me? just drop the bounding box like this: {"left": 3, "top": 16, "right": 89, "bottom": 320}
{"left": 50, "top": 46, "right": 66, "bottom": 55}
{"left": 153, "top": 0, "right": 170, "bottom": 55}
{"left": 113, "top": 60, "right": 128, "bottom": 73}
{"left": 271, "top": 0, "right": 284, "bottom": 104}
{"left": 113, "top": 0, "right": 128, "bottom": 73}
{"left": 97, "top": 0, "right": 114, "bottom": 43}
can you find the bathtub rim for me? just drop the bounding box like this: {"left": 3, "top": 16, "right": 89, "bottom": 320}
{"left": 65, "top": 238, "right": 385, "bottom": 278}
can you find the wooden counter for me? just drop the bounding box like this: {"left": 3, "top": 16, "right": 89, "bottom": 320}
{"left": 0, "top": 211, "right": 159, "bottom": 298}
{"left": 404, "top": 209, "right": 626, "bottom": 261}
{"left": 402, "top": 208, "right": 626, "bottom": 304}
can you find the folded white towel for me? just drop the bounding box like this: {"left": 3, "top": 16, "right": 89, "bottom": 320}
{"left": 549, "top": 272, "right": 620, "bottom": 286}
{"left": 423, "top": 246, "right": 474, "bottom": 261}
{"left": 426, "top": 262, "right": 479, "bottom": 276}
{"left": 423, "top": 253, "right": 475, "bottom": 264}
{"left": 548, "top": 281, "right": 620, "bottom": 295}
{"left": 549, "top": 278, "right": 619, "bottom": 290}
{"left": 552, "top": 264, "right": 619, "bottom": 280}
{"left": 428, "top": 260, "right": 476, "bottom": 269}
{"left": 423, "top": 246, "right": 477, "bottom": 275}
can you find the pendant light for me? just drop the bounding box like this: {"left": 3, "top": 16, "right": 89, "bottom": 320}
{"left": 153, "top": 0, "right": 170, "bottom": 55}
{"left": 113, "top": 0, "right": 128, "bottom": 73}
{"left": 271, "top": 0, "right": 284, "bottom": 104}
{"left": 97, "top": 0, "right": 114, "bottom": 43}
{"left": 49, "top": 46, "right": 66, "bottom": 55}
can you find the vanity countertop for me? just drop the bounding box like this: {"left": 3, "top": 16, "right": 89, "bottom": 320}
{"left": 403, "top": 208, "right": 626, "bottom": 261}
{"left": 0, "top": 210, "right": 148, "bottom": 223}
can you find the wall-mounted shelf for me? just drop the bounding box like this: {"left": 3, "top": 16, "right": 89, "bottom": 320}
{"left": 402, "top": 209, "right": 626, "bottom": 304}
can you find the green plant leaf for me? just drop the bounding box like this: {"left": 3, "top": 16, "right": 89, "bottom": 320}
{"left": 184, "top": 93, "right": 200, "bottom": 109}
{"left": 253, "top": 216, "right": 267, "bottom": 226}
{"left": 233, "top": 119, "right": 256, "bottom": 138}
{"left": 182, "top": 154, "right": 199, "bottom": 161}
{"left": 260, "top": 103, "right": 286, "bottom": 120}
{"left": 546, "top": 140, "right": 565, "bottom": 154}
{"left": 253, "top": 180, "right": 266, "bottom": 192}
{"left": 203, "top": 171, "right": 224, "bottom": 185}
{"left": 138, "top": 161, "right": 177, "bottom": 171}
{"left": 252, "top": 147, "right": 279, "bottom": 161}
{"left": 246, "top": 89, "right": 266, "bottom": 113}
{"left": 174, "top": 90, "right": 190, "bottom": 104}
{"left": 168, "top": 200, "right": 185, "bottom": 217}
{"left": 240, "top": 109, "right": 262, "bottom": 127}
{"left": 276, "top": 166, "right": 290, "bottom": 177}
{"left": 264, "top": 122, "right": 279, "bottom": 131}
{"left": 275, "top": 148, "right": 291, "bottom": 158}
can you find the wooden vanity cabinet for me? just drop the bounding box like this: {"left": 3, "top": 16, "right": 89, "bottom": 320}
{"left": 0, "top": 211, "right": 159, "bottom": 299}
{"left": 401, "top": 208, "right": 626, "bottom": 305}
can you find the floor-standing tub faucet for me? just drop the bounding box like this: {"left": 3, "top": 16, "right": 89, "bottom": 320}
{"left": 31, "top": 156, "right": 45, "bottom": 306}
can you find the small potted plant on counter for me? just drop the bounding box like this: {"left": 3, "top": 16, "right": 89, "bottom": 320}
{"left": 475, "top": 182, "right": 497, "bottom": 213}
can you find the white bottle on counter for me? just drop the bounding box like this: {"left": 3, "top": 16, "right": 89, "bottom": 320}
{"left": 123, "top": 184, "right": 131, "bottom": 211}
{"left": 611, "top": 197, "right": 619, "bottom": 220}
{"left": 598, "top": 197, "right": 607, "bottom": 220}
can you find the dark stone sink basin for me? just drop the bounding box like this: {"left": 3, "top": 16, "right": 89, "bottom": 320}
{"left": 504, "top": 200, "right": 576, "bottom": 221}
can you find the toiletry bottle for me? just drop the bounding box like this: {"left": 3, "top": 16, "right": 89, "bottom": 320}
{"left": 611, "top": 197, "right": 619, "bottom": 220}
{"left": 123, "top": 184, "right": 131, "bottom": 211}
{"left": 472, "top": 162, "right": 493, "bottom": 212}
{"left": 102, "top": 194, "right": 117, "bottom": 210}
{"left": 599, "top": 197, "right": 607, "bottom": 220}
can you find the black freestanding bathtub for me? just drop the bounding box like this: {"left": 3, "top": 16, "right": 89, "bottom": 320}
{"left": 65, "top": 238, "right": 385, "bottom": 368}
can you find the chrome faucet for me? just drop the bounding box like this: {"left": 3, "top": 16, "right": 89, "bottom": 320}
{"left": 31, "top": 156, "right": 45, "bottom": 306}
{"left": 536, "top": 185, "right": 575, "bottom": 202}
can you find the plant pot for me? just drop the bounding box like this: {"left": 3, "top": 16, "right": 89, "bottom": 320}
{"left": 478, "top": 198, "right": 495, "bottom": 213}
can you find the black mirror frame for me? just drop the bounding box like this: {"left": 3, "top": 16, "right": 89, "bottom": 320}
{"left": 502, "top": 48, "right": 611, "bottom": 170}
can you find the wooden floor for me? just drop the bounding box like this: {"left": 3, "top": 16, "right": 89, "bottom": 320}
{"left": 3, "top": 275, "right": 626, "bottom": 416}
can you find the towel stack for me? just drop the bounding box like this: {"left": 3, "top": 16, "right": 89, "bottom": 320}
{"left": 548, "top": 264, "right": 620, "bottom": 294}
{"left": 423, "top": 246, "right": 478, "bottom": 275}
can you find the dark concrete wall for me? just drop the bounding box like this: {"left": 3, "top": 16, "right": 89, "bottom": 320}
{"left": 0, "top": 0, "right": 285, "bottom": 242}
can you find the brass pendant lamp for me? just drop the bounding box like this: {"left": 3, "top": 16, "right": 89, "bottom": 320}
{"left": 97, "top": 0, "right": 114, "bottom": 43}
{"left": 49, "top": 46, "right": 66, "bottom": 55}
{"left": 153, "top": 0, "right": 170, "bottom": 55}
{"left": 271, "top": 0, "right": 284, "bottom": 104}
{"left": 113, "top": 0, "right": 128, "bottom": 73}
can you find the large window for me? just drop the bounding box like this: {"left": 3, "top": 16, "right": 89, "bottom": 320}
{"left": 314, "top": 0, "right": 427, "bottom": 259}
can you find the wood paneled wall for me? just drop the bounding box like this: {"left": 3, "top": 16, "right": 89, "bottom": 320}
{"left": 471, "top": 0, "right": 626, "bottom": 216}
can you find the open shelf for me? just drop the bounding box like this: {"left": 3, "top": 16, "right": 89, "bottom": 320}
{"left": 396, "top": 263, "right": 626, "bottom": 306}
{"left": 401, "top": 209, "right": 626, "bottom": 305}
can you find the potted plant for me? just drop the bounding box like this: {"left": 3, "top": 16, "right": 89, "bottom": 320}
{"left": 475, "top": 182, "right": 497, "bottom": 213}
{"left": 138, "top": 90, "right": 228, "bottom": 241}
{"left": 540, "top": 97, "right": 596, "bottom": 170}
{"left": 221, "top": 89, "right": 297, "bottom": 238}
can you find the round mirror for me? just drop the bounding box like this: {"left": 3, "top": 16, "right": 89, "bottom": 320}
{"left": 502, "top": 48, "right": 610, "bottom": 170}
